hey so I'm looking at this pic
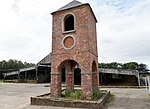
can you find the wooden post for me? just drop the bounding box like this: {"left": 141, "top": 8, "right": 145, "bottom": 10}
{"left": 147, "top": 76, "right": 150, "bottom": 94}
{"left": 18, "top": 71, "right": 20, "bottom": 83}
{"left": 25, "top": 71, "right": 27, "bottom": 83}
{"left": 3, "top": 75, "right": 6, "bottom": 82}
{"left": 35, "top": 65, "right": 38, "bottom": 83}
{"left": 45, "top": 68, "right": 46, "bottom": 76}
{"left": 145, "top": 77, "right": 148, "bottom": 89}
{"left": 137, "top": 73, "right": 140, "bottom": 87}
{"left": 100, "top": 74, "right": 103, "bottom": 86}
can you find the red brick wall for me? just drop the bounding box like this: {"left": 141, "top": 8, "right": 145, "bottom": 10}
{"left": 51, "top": 4, "right": 99, "bottom": 99}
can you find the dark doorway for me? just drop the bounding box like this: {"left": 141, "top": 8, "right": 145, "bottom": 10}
{"left": 61, "top": 66, "right": 66, "bottom": 83}
{"left": 74, "top": 68, "right": 81, "bottom": 85}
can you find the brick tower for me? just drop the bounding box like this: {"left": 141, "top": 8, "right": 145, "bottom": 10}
{"left": 51, "top": 0, "right": 99, "bottom": 99}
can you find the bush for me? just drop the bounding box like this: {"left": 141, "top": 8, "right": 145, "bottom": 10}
{"left": 62, "top": 89, "right": 103, "bottom": 100}
{"left": 61, "top": 89, "right": 82, "bottom": 99}
{"left": 92, "top": 89, "right": 103, "bottom": 100}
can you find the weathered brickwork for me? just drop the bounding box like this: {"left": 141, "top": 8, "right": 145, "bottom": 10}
{"left": 50, "top": 2, "right": 99, "bottom": 99}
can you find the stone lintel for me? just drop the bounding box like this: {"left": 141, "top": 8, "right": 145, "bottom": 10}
{"left": 81, "top": 72, "right": 93, "bottom": 74}
{"left": 51, "top": 73, "right": 60, "bottom": 75}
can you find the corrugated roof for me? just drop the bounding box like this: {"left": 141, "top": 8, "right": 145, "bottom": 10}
{"left": 37, "top": 53, "right": 51, "bottom": 65}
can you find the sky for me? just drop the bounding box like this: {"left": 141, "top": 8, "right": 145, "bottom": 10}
{"left": 0, "top": 0, "right": 150, "bottom": 68}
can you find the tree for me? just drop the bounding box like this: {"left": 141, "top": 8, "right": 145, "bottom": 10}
{"left": 99, "top": 62, "right": 122, "bottom": 69}
{"left": 137, "top": 63, "right": 149, "bottom": 71}
{"left": 98, "top": 62, "right": 149, "bottom": 71}
{"left": 122, "top": 62, "right": 138, "bottom": 70}
{"left": 0, "top": 59, "right": 35, "bottom": 73}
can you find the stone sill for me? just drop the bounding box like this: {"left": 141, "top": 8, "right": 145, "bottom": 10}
{"left": 62, "top": 30, "right": 76, "bottom": 34}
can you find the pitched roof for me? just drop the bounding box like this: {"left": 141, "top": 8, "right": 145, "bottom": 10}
{"left": 37, "top": 53, "right": 51, "bottom": 65}
{"left": 51, "top": 0, "right": 97, "bottom": 22}
{"left": 57, "top": 0, "right": 83, "bottom": 12}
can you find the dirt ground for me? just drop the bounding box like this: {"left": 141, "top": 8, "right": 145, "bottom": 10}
{"left": 0, "top": 83, "right": 149, "bottom": 109}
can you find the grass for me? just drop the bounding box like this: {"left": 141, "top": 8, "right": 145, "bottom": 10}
{"left": 92, "top": 89, "right": 103, "bottom": 100}
{"left": 62, "top": 89, "right": 103, "bottom": 100}
{"left": 62, "top": 89, "right": 82, "bottom": 99}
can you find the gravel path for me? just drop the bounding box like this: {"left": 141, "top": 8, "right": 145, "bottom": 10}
{"left": 0, "top": 83, "right": 149, "bottom": 109}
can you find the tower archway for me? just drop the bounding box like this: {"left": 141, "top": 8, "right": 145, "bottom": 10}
{"left": 92, "top": 60, "right": 99, "bottom": 90}
{"left": 58, "top": 59, "right": 80, "bottom": 91}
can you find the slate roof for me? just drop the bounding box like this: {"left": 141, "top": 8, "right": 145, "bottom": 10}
{"left": 57, "top": 0, "right": 83, "bottom": 12}
{"left": 51, "top": 0, "right": 97, "bottom": 22}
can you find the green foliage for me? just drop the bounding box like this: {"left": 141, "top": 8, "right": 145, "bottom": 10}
{"left": 122, "top": 62, "right": 138, "bottom": 70}
{"left": 137, "top": 63, "right": 148, "bottom": 71}
{"left": 98, "top": 62, "right": 122, "bottom": 69}
{"left": 62, "top": 89, "right": 104, "bottom": 100}
{"left": 92, "top": 89, "right": 103, "bottom": 100}
{"left": 99, "top": 62, "right": 149, "bottom": 72}
{"left": 62, "top": 89, "right": 82, "bottom": 99}
{"left": 0, "top": 59, "right": 35, "bottom": 77}
{"left": 62, "top": 89, "right": 72, "bottom": 97}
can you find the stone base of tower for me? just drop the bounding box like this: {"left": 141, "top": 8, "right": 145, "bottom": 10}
{"left": 31, "top": 90, "right": 110, "bottom": 109}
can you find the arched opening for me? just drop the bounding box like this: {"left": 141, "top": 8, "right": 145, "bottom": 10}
{"left": 92, "top": 61, "right": 97, "bottom": 72}
{"left": 74, "top": 64, "right": 81, "bottom": 85}
{"left": 58, "top": 59, "right": 80, "bottom": 90}
{"left": 64, "top": 14, "right": 74, "bottom": 31}
{"left": 92, "top": 61, "right": 99, "bottom": 89}
{"left": 61, "top": 66, "right": 66, "bottom": 83}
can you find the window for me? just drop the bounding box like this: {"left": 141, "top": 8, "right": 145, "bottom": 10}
{"left": 63, "top": 14, "right": 75, "bottom": 32}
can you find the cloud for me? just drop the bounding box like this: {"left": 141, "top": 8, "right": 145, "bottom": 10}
{"left": 0, "top": 0, "right": 150, "bottom": 68}
{"left": 90, "top": 0, "right": 150, "bottom": 68}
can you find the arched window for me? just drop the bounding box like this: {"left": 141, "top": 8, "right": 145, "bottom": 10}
{"left": 92, "top": 61, "right": 97, "bottom": 72}
{"left": 64, "top": 14, "right": 75, "bottom": 32}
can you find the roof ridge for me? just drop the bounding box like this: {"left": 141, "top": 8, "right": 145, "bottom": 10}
{"left": 56, "top": 0, "right": 83, "bottom": 12}
{"left": 51, "top": 0, "right": 97, "bottom": 23}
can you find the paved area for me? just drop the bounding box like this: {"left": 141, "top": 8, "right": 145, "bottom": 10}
{"left": 0, "top": 83, "right": 49, "bottom": 109}
{"left": 103, "top": 88, "right": 150, "bottom": 109}
{"left": 0, "top": 83, "right": 149, "bottom": 109}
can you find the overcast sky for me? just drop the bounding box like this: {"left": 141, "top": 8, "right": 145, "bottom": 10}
{"left": 0, "top": 0, "right": 150, "bottom": 68}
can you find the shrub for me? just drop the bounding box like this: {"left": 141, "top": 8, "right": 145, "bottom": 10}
{"left": 92, "top": 89, "right": 103, "bottom": 100}
{"left": 61, "top": 89, "right": 82, "bottom": 99}
{"left": 62, "top": 89, "right": 103, "bottom": 100}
